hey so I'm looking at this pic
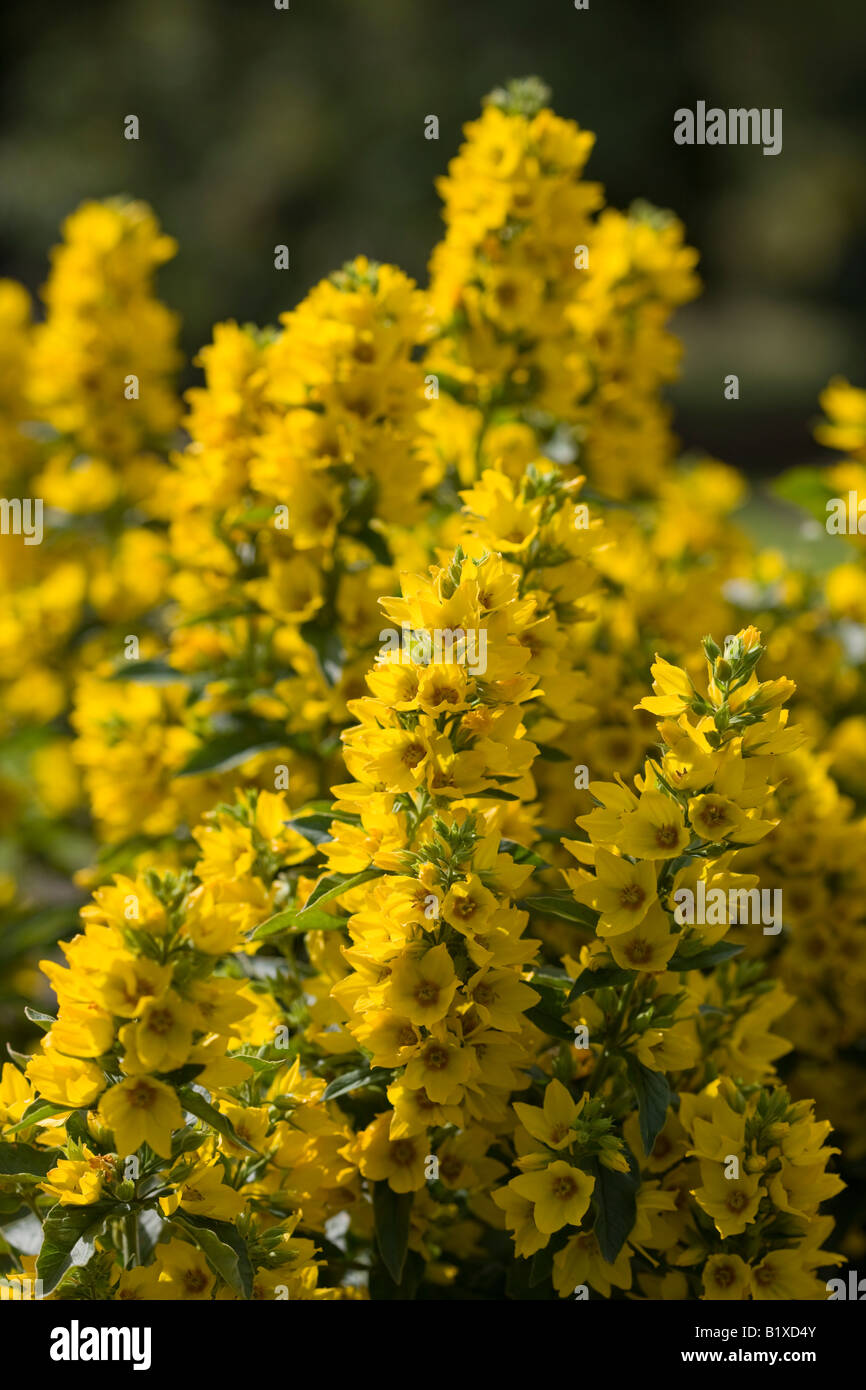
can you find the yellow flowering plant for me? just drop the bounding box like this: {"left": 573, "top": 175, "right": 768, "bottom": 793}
{"left": 0, "top": 79, "right": 860, "bottom": 1302}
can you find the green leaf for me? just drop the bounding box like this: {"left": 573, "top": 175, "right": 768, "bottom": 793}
{"left": 498, "top": 839, "right": 549, "bottom": 868}
{"left": 109, "top": 659, "right": 187, "bottom": 685}
{"left": 178, "top": 1087, "right": 258, "bottom": 1153}
{"left": 772, "top": 466, "right": 834, "bottom": 523}
{"left": 625, "top": 1056, "right": 671, "bottom": 1157}
{"left": 322, "top": 1066, "right": 392, "bottom": 1102}
{"left": 248, "top": 908, "right": 300, "bottom": 941}
{"left": 667, "top": 941, "right": 744, "bottom": 972}
{"left": 23, "top": 1008, "right": 55, "bottom": 1032}
{"left": 37, "top": 1201, "right": 112, "bottom": 1294}
{"left": 176, "top": 604, "right": 258, "bottom": 629}
{"left": 373, "top": 1182, "right": 413, "bottom": 1285}
{"left": 1, "top": 1211, "right": 43, "bottom": 1254}
{"left": 64, "top": 1111, "right": 91, "bottom": 1145}
{"left": 291, "top": 801, "right": 361, "bottom": 824}
{"left": 174, "top": 1213, "right": 252, "bottom": 1299}
{"left": 471, "top": 787, "right": 521, "bottom": 801}
{"left": 159, "top": 1063, "right": 205, "bottom": 1087}
{"left": 176, "top": 728, "right": 285, "bottom": 778}
{"left": 3, "top": 1100, "right": 70, "bottom": 1136}
{"left": 301, "top": 867, "right": 384, "bottom": 913}
{"left": 529, "top": 1228, "right": 569, "bottom": 1287}
{"left": 535, "top": 743, "right": 571, "bottom": 763}
{"left": 0, "top": 906, "right": 82, "bottom": 966}
{"left": 525, "top": 1005, "right": 575, "bottom": 1042}
{"left": 169, "top": 1125, "right": 210, "bottom": 1159}
{"left": 249, "top": 905, "right": 349, "bottom": 940}
{"left": 283, "top": 813, "right": 334, "bottom": 846}
{"left": 0, "top": 1141, "right": 57, "bottom": 1179}
{"left": 567, "top": 965, "right": 633, "bottom": 1001}
{"left": 524, "top": 983, "right": 572, "bottom": 1042}
{"left": 525, "top": 895, "right": 599, "bottom": 928}
{"left": 590, "top": 1150, "right": 639, "bottom": 1265}
{"left": 235, "top": 1053, "right": 290, "bottom": 1079}
{"left": 138, "top": 1209, "right": 165, "bottom": 1262}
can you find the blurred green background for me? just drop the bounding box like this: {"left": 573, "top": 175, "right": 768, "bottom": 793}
{"left": 1, "top": 0, "right": 864, "bottom": 475}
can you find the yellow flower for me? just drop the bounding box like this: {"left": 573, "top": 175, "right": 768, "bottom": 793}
{"left": 617, "top": 791, "right": 690, "bottom": 860}
{"left": 513, "top": 1078, "right": 583, "bottom": 1151}
{"left": 749, "top": 1249, "right": 827, "bottom": 1300}
{"left": 92, "top": 954, "right": 174, "bottom": 1018}
{"left": 636, "top": 655, "right": 695, "bottom": 716}
{"left": 388, "top": 945, "right": 459, "bottom": 1027}
{"left": 152, "top": 1238, "right": 215, "bottom": 1300}
{"left": 402, "top": 1031, "right": 473, "bottom": 1104}
{"left": 26, "top": 1045, "right": 105, "bottom": 1109}
{"left": 98, "top": 1076, "right": 183, "bottom": 1158}
{"left": 116, "top": 1265, "right": 165, "bottom": 1300}
{"left": 43, "top": 1150, "right": 115, "bottom": 1205}
{"left": 47, "top": 1001, "right": 115, "bottom": 1060}
{"left": 161, "top": 1163, "right": 248, "bottom": 1221}
{"left": 441, "top": 874, "right": 499, "bottom": 936}
{"left": 119, "top": 991, "right": 197, "bottom": 1074}
{"left": 465, "top": 967, "right": 539, "bottom": 1031}
{"left": 491, "top": 1185, "right": 548, "bottom": 1258}
{"left": 0, "top": 1062, "right": 34, "bottom": 1127}
{"left": 349, "top": 1112, "right": 427, "bottom": 1193}
{"left": 575, "top": 848, "right": 658, "bottom": 936}
{"left": 509, "top": 1161, "right": 594, "bottom": 1234}
{"left": 416, "top": 662, "right": 471, "bottom": 714}
{"left": 702, "top": 1253, "right": 751, "bottom": 1300}
{"left": 692, "top": 1160, "right": 763, "bottom": 1238}
{"left": 608, "top": 902, "right": 677, "bottom": 973}
{"left": 687, "top": 794, "right": 747, "bottom": 842}
{"left": 552, "top": 1229, "right": 632, "bottom": 1298}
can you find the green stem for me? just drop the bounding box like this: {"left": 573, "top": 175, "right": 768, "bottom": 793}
{"left": 125, "top": 1211, "right": 141, "bottom": 1269}
{"left": 590, "top": 974, "right": 637, "bottom": 1095}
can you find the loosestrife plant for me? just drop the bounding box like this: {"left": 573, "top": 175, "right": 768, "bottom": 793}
{"left": 0, "top": 79, "right": 858, "bottom": 1300}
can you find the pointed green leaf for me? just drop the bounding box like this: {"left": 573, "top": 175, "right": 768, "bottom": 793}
{"left": 373, "top": 1182, "right": 413, "bottom": 1285}
{"left": 625, "top": 1056, "right": 672, "bottom": 1157}
{"left": 590, "top": 1150, "right": 639, "bottom": 1265}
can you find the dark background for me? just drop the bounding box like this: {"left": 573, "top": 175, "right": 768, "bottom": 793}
{"left": 1, "top": 0, "right": 864, "bottom": 475}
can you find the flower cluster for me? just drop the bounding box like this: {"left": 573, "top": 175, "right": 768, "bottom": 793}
{"left": 490, "top": 630, "right": 844, "bottom": 1297}
{"left": 0, "top": 79, "right": 859, "bottom": 1300}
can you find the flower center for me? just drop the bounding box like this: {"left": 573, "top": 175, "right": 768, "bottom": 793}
{"left": 423, "top": 1044, "right": 450, "bottom": 1071}
{"left": 620, "top": 883, "right": 645, "bottom": 908}
{"left": 390, "top": 1140, "right": 417, "bottom": 1167}
{"left": 626, "top": 939, "right": 652, "bottom": 963}
{"left": 147, "top": 1008, "right": 173, "bottom": 1036}
{"left": 128, "top": 1082, "right": 156, "bottom": 1110}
